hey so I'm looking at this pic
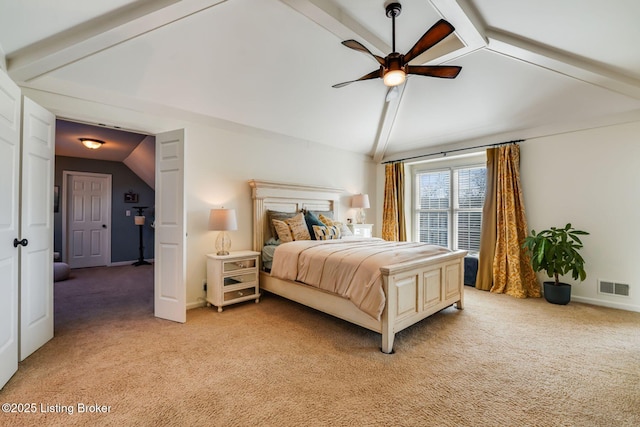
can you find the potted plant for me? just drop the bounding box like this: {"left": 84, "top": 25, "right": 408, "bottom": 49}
{"left": 522, "top": 223, "right": 589, "bottom": 305}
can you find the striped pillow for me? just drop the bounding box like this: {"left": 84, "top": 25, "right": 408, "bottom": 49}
{"left": 318, "top": 214, "right": 352, "bottom": 237}
{"left": 312, "top": 225, "right": 341, "bottom": 240}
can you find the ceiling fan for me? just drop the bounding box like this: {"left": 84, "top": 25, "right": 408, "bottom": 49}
{"left": 333, "top": 2, "right": 462, "bottom": 88}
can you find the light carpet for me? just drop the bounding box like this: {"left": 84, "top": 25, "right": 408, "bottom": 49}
{"left": 1, "top": 264, "right": 639, "bottom": 426}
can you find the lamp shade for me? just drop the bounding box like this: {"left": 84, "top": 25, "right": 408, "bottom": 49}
{"left": 208, "top": 208, "right": 238, "bottom": 231}
{"left": 351, "top": 194, "right": 370, "bottom": 209}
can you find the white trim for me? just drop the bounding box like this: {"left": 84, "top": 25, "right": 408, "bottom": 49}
{"left": 571, "top": 296, "right": 639, "bottom": 313}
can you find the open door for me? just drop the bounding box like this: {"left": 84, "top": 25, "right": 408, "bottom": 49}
{"left": 19, "top": 97, "right": 55, "bottom": 361}
{"left": 0, "top": 69, "right": 21, "bottom": 389}
{"left": 154, "top": 129, "right": 186, "bottom": 323}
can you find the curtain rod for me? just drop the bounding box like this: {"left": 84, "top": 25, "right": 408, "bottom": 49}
{"left": 381, "top": 139, "right": 525, "bottom": 164}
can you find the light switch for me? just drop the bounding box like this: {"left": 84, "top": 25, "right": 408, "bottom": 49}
{"left": 126, "top": 210, "right": 131, "bottom": 216}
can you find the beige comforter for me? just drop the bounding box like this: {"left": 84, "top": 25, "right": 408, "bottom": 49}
{"left": 270, "top": 238, "right": 451, "bottom": 320}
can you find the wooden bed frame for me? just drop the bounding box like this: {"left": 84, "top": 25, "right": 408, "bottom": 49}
{"left": 249, "top": 179, "right": 466, "bottom": 353}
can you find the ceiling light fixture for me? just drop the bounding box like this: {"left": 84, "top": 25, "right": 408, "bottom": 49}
{"left": 79, "top": 138, "right": 105, "bottom": 149}
{"left": 383, "top": 55, "right": 407, "bottom": 87}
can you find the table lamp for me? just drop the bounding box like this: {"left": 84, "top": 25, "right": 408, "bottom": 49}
{"left": 209, "top": 208, "right": 238, "bottom": 255}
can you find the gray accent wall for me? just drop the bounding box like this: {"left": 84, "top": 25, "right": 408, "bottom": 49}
{"left": 54, "top": 156, "right": 155, "bottom": 264}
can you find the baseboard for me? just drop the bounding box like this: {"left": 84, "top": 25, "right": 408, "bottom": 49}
{"left": 187, "top": 299, "right": 207, "bottom": 310}
{"left": 571, "top": 295, "right": 639, "bottom": 313}
{"left": 109, "top": 259, "right": 155, "bottom": 267}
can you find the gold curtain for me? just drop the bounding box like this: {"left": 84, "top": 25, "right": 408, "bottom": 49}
{"left": 475, "top": 149, "right": 498, "bottom": 291}
{"left": 476, "top": 145, "right": 540, "bottom": 297}
{"left": 382, "top": 162, "right": 406, "bottom": 241}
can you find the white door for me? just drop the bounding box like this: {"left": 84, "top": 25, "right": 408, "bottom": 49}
{"left": 65, "top": 172, "right": 111, "bottom": 269}
{"left": 154, "top": 129, "right": 186, "bottom": 323}
{"left": 19, "top": 97, "right": 55, "bottom": 361}
{"left": 0, "top": 69, "right": 21, "bottom": 389}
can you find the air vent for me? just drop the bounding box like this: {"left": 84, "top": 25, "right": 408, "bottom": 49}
{"left": 598, "top": 280, "right": 630, "bottom": 297}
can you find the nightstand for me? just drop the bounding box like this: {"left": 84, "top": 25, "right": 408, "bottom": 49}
{"left": 206, "top": 251, "right": 260, "bottom": 312}
{"left": 348, "top": 223, "right": 373, "bottom": 238}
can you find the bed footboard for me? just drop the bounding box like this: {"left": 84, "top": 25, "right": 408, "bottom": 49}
{"left": 380, "top": 250, "right": 467, "bottom": 354}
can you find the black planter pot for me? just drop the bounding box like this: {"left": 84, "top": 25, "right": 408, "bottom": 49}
{"left": 543, "top": 281, "right": 572, "bottom": 305}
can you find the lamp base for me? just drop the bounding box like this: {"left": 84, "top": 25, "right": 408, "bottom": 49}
{"left": 215, "top": 231, "right": 232, "bottom": 256}
{"left": 356, "top": 208, "right": 366, "bottom": 224}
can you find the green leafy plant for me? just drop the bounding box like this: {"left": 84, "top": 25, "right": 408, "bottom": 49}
{"left": 522, "top": 223, "right": 589, "bottom": 285}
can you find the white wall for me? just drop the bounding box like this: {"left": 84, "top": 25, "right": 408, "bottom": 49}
{"left": 184, "top": 123, "right": 377, "bottom": 308}
{"left": 520, "top": 121, "right": 640, "bottom": 311}
{"left": 123, "top": 135, "right": 155, "bottom": 190}
{"left": 21, "top": 87, "right": 377, "bottom": 311}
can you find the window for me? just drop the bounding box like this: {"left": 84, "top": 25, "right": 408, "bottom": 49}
{"left": 414, "top": 164, "right": 486, "bottom": 253}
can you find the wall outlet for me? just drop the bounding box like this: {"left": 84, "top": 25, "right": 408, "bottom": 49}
{"left": 126, "top": 210, "right": 131, "bottom": 216}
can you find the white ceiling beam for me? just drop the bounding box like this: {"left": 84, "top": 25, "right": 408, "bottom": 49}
{"left": 279, "top": 0, "right": 391, "bottom": 55}
{"left": 430, "top": 0, "right": 486, "bottom": 49}
{"left": 7, "top": 0, "right": 227, "bottom": 83}
{"left": 487, "top": 29, "right": 640, "bottom": 100}
{"left": 372, "top": 83, "right": 407, "bottom": 162}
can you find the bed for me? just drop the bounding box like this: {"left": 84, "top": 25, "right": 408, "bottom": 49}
{"left": 249, "top": 179, "right": 467, "bottom": 353}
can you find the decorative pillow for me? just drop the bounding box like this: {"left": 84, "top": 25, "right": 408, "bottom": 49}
{"left": 272, "top": 219, "right": 293, "bottom": 243}
{"left": 339, "top": 223, "right": 353, "bottom": 237}
{"left": 285, "top": 212, "right": 311, "bottom": 240}
{"left": 304, "top": 211, "right": 326, "bottom": 240}
{"left": 267, "top": 210, "right": 297, "bottom": 238}
{"left": 318, "top": 214, "right": 353, "bottom": 237}
{"left": 318, "top": 213, "right": 336, "bottom": 226}
{"left": 312, "top": 225, "right": 341, "bottom": 240}
{"left": 310, "top": 211, "right": 334, "bottom": 220}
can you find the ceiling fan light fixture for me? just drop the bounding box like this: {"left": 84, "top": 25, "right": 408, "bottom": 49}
{"left": 79, "top": 138, "right": 105, "bottom": 150}
{"left": 333, "top": 3, "right": 460, "bottom": 88}
{"left": 383, "top": 69, "right": 406, "bottom": 87}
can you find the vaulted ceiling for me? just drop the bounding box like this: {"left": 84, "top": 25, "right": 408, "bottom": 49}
{"left": 1, "top": 0, "right": 639, "bottom": 162}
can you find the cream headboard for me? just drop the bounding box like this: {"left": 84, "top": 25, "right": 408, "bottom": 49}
{"left": 249, "top": 180, "right": 343, "bottom": 251}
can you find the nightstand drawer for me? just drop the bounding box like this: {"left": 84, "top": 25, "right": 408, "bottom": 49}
{"left": 223, "top": 273, "right": 257, "bottom": 286}
{"left": 223, "top": 258, "right": 257, "bottom": 272}
{"left": 224, "top": 286, "right": 258, "bottom": 301}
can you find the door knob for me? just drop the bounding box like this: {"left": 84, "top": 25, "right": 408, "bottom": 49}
{"left": 13, "top": 238, "right": 28, "bottom": 248}
{"left": 102, "top": 224, "right": 107, "bottom": 228}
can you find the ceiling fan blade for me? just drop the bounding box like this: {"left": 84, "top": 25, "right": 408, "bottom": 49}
{"left": 403, "top": 19, "right": 455, "bottom": 64}
{"left": 332, "top": 69, "right": 381, "bottom": 88}
{"left": 407, "top": 65, "right": 462, "bottom": 79}
{"left": 341, "top": 40, "right": 385, "bottom": 66}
